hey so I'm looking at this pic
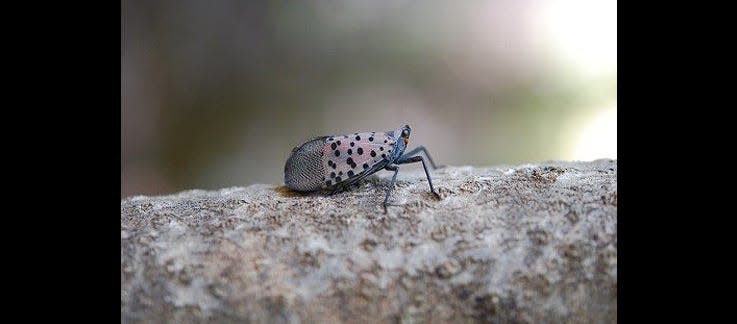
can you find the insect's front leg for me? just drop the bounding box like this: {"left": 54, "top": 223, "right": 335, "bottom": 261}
{"left": 395, "top": 155, "right": 441, "bottom": 199}
{"left": 383, "top": 164, "right": 400, "bottom": 214}
{"left": 400, "top": 146, "right": 441, "bottom": 169}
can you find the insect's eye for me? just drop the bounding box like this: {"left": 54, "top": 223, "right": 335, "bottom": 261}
{"left": 402, "top": 129, "right": 410, "bottom": 137}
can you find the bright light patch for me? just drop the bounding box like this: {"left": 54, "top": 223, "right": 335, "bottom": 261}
{"left": 539, "top": 0, "right": 617, "bottom": 76}
{"left": 572, "top": 106, "right": 617, "bottom": 160}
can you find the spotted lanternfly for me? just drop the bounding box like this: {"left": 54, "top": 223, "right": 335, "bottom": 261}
{"left": 284, "top": 124, "right": 440, "bottom": 212}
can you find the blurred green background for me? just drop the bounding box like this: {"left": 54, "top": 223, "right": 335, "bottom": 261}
{"left": 121, "top": 0, "right": 616, "bottom": 197}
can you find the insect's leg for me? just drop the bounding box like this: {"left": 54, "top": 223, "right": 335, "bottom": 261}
{"left": 400, "top": 146, "right": 438, "bottom": 169}
{"left": 383, "top": 164, "right": 400, "bottom": 214}
{"left": 395, "top": 155, "right": 441, "bottom": 199}
{"left": 328, "top": 182, "right": 351, "bottom": 195}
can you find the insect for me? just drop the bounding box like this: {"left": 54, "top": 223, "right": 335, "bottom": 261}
{"left": 284, "top": 124, "right": 441, "bottom": 212}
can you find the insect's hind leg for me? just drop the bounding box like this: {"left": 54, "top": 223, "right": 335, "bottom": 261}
{"left": 395, "top": 155, "right": 441, "bottom": 199}
{"left": 400, "top": 146, "right": 440, "bottom": 169}
{"left": 328, "top": 182, "right": 355, "bottom": 195}
{"left": 328, "top": 187, "right": 344, "bottom": 195}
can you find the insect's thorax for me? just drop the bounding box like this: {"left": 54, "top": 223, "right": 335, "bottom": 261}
{"left": 386, "top": 135, "right": 406, "bottom": 163}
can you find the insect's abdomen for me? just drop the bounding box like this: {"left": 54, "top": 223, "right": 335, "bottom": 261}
{"left": 284, "top": 136, "right": 328, "bottom": 192}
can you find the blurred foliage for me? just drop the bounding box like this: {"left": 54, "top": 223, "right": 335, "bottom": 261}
{"left": 122, "top": 0, "right": 616, "bottom": 197}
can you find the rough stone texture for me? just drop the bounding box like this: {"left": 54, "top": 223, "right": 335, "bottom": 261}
{"left": 121, "top": 160, "right": 617, "bottom": 323}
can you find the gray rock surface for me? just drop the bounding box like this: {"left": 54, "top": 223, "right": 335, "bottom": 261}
{"left": 121, "top": 160, "right": 617, "bottom": 323}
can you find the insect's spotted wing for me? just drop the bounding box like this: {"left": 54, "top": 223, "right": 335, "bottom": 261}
{"left": 322, "top": 132, "right": 396, "bottom": 188}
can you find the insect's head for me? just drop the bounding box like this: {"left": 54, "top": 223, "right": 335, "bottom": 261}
{"left": 401, "top": 125, "right": 411, "bottom": 145}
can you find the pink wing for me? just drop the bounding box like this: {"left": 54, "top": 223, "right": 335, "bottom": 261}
{"left": 321, "top": 131, "right": 396, "bottom": 188}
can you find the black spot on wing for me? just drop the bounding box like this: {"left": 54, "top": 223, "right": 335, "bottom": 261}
{"left": 346, "top": 156, "right": 357, "bottom": 169}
